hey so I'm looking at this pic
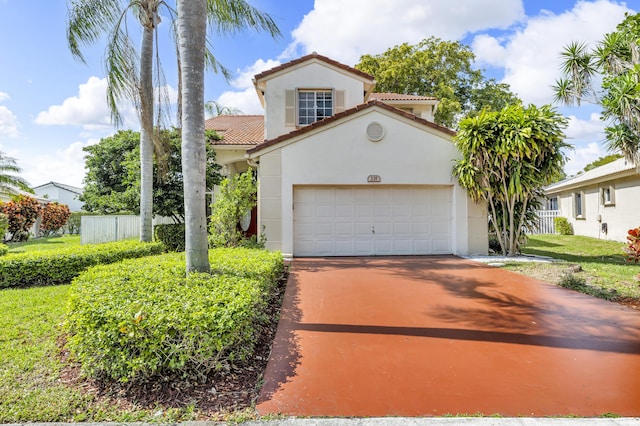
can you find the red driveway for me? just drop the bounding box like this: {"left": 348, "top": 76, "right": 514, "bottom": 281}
{"left": 257, "top": 256, "right": 640, "bottom": 417}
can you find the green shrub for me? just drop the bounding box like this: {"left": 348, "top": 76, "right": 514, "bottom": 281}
{"left": 209, "top": 171, "right": 257, "bottom": 248}
{"left": 154, "top": 223, "right": 185, "bottom": 252}
{"left": 0, "top": 243, "right": 8, "bottom": 256}
{"left": 0, "top": 240, "right": 163, "bottom": 288}
{"left": 0, "top": 213, "right": 8, "bottom": 241}
{"left": 65, "top": 212, "right": 81, "bottom": 234}
{"left": 65, "top": 248, "right": 284, "bottom": 383}
{"left": 554, "top": 216, "right": 574, "bottom": 235}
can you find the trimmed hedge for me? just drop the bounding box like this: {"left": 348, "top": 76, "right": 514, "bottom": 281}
{"left": 154, "top": 223, "right": 185, "bottom": 252}
{"left": 0, "top": 240, "right": 163, "bottom": 288}
{"left": 65, "top": 248, "right": 284, "bottom": 383}
{"left": 0, "top": 243, "right": 7, "bottom": 257}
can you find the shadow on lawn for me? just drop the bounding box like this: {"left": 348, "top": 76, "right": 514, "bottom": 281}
{"left": 522, "top": 246, "right": 631, "bottom": 267}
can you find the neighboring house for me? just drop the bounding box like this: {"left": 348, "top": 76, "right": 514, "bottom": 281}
{"left": 32, "top": 181, "right": 84, "bottom": 212}
{"left": 208, "top": 53, "right": 487, "bottom": 257}
{"left": 545, "top": 158, "right": 640, "bottom": 242}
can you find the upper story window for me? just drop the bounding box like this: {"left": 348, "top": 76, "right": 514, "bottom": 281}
{"left": 285, "top": 89, "right": 344, "bottom": 128}
{"left": 298, "top": 90, "right": 333, "bottom": 125}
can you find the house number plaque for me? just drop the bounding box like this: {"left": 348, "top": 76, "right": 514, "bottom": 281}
{"left": 367, "top": 175, "right": 381, "bottom": 183}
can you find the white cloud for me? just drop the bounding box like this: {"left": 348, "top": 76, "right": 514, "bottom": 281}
{"left": 230, "top": 59, "right": 281, "bottom": 90}
{"left": 34, "top": 76, "right": 171, "bottom": 131}
{"left": 35, "top": 77, "right": 113, "bottom": 129}
{"left": 0, "top": 105, "right": 19, "bottom": 138}
{"left": 475, "top": 0, "right": 632, "bottom": 105}
{"left": 565, "top": 142, "right": 606, "bottom": 176}
{"left": 22, "top": 138, "right": 100, "bottom": 188}
{"left": 287, "top": 0, "right": 524, "bottom": 64}
{"left": 471, "top": 34, "right": 507, "bottom": 67}
{"left": 213, "top": 58, "right": 281, "bottom": 115}
{"left": 563, "top": 113, "right": 609, "bottom": 175}
{"left": 0, "top": 92, "right": 9, "bottom": 102}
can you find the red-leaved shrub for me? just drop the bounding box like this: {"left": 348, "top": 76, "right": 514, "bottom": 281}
{"left": 41, "top": 202, "right": 71, "bottom": 237}
{"left": 2, "top": 195, "right": 42, "bottom": 242}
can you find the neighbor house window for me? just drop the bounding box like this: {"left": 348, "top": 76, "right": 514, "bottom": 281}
{"left": 573, "top": 191, "right": 585, "bottom": 218}
{"left": 601, "top": 185, "right": 615, "bottom": 206}
{"left": 548, "top": 196, "right": 558, "bottom": 210}
{"left": 297, "top": 90, "right": 333, "bottom": 125}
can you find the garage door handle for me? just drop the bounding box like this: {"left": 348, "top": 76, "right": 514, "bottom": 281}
{"left": 372, "top": 226, "right": 375, "bottom": 234}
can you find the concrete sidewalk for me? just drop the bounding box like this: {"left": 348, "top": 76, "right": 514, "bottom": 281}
{"left": 6, "top": 418, "right": 640, "bottom": 425}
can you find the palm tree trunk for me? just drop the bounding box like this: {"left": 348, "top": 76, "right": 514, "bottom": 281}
{"left": 178, "top": 0, "right": 210, "bottom": 273}
{"left": 139, "top": 26, "right": 155, "bottom": 242}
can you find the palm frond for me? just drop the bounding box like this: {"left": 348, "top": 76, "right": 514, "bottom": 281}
{"left": 206, "top": 0, "right": 281, "bottom": 38}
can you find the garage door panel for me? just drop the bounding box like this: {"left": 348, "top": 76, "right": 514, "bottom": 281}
{"left": 293, "top": 187, "right": 452, "bottom": 256}
{"left": 335, "top": 222, "right": 354, "bottom": 235}
{"left": 355, "top": 222, "right": 372, "bottom": 236}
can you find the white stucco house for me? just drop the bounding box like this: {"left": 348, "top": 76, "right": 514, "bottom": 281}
{"left": 545, "top": 157, "right": 640, "bottom": 242}
{"left": 206, "top": 53, "right": 487, "bottom": 257}
{"left": 32, "top": 181, "right": 84, "bottom": 212}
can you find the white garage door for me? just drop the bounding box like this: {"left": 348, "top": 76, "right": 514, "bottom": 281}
{"left": 293, "top": 186, "right": 452, "bottom": 256}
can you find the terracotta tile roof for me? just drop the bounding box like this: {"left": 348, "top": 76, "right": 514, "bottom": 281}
{"left": 205, "top": 115, "right": 264, "bottom": 145}
{"left": 369, "top": 92, "right": 437, "bottom": 101}
{"left": 247, "top": 100, "right": 455, "bottom": 155}
{"left": 253, "top": 52, "right": 375, "bottom": 82}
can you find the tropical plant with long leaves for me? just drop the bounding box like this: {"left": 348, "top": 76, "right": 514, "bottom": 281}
{"left": 453, "top": 104, "right": 569, "bottom": 256}
{"left": 0, "top": 151, "right": 32, "bottom": 197}
{"left": 66, "top": 0, "right": 280, "bottom": 244}
{"left": 553, "top": 12, "right": 640, "bottom": 164}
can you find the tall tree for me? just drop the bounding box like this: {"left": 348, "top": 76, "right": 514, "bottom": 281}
{"left": 81, "top": 129, "right": 222, "bottom": 219}
{"left": 0, "top": 151, "right": 32, "bottom": 197}
{"left": 356, "top": 37, "right": 520, "bottom": 128}
{"left": 554, "top": 12, "right": 640, "bottom": 164}
{"left": 67, "top": 0, "right": 173, "bottom": 242}
{"left": 178, "top": 0, "right": 209, "bottom": 272}
{"left": 178, "top": 0, "right": 280, "bottom": 273}
{"left": 453, "top": 104, "right": 569, "bottom": 256}
{"left": 67, "top": 0, "right": 280, "bottom": 244}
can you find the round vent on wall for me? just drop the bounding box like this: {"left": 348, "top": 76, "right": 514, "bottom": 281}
{"left": 366, "top": 121, "right": 385, "bottom": 142}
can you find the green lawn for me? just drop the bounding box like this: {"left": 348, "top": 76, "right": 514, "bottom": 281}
{"left": 6, "top": 235, "right": 81, "bottom": 254}
{"left": 0, "top": 284, "right": 184, "bottom": 422}
{"left": 504, "top": 234, "right": 640, "bottom": 302}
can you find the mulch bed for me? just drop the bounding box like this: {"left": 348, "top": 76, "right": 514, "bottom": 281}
{"left": 58, "top": 270, "right": 289, "bottom": 421}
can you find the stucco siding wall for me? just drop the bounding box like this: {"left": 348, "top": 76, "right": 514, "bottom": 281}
{"left": 467, "top": 197, "right": 489, "bottom": 255}
{"left": 554, "top": 174, "right": 640, "bottom": 242}
{"left": 258, "top": 151, "right": 282, "bottom": 252}
{"left": 258, "top": 108, "right": 485, "bottom": 256}
{"left": 262, "top": 62, "right": 366, "bottom": 140}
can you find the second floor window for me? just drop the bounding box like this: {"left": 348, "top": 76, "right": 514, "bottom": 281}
{"left": 298, "top": 90, "right": 333, "bottom": 125}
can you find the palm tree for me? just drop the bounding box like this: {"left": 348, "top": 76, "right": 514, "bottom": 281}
{"left": 177, "top": 0, "right": 208, "bottom": 272}
{"left": 179, "top": 0, "right": 279, "bottom": 272}
{"left": 205, "top": 100, "right": 242, "bottom": 118}
{"left": 67, "top": 0, "right": 171, "bottom": 242}
{"left": 0, "top": 151, "right": 32, "bottom": 197}
{"left": 67, "top": 0, "right": 280, "bottom": 245}
{"left": 553, "top": 13, "right": 640, "bottom": 164}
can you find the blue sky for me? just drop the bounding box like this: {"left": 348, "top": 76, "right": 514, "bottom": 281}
{"left": 0, "top": 0, "right": 638, "bottom": 188}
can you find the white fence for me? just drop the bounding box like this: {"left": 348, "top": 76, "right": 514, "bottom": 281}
{"left": 533, "top": 210, "right": 559, "bottom": 234}
{"left": 81, "top": 215, "right": 179, "bottom": 245}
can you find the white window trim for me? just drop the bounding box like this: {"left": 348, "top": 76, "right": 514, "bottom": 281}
{"left": 601, "top": 185, "right": 615, "bottom": 207}
{"left": 573, "top": 191, "right": 586, "bottom": 219}
{"left": 285, "top": 88, "right": 345, "bottom": 128}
